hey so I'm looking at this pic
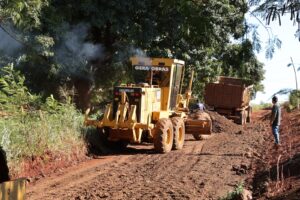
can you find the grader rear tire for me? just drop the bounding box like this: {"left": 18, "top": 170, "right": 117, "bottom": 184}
{"left": 153, "top": 118, "right": 174, "bottom": 153}
{"left": 171, "top": 117, "right": 185, "bottom": 150}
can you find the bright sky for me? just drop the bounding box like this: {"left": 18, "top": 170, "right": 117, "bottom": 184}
{"left": 247, "top": 15, "right": 300, "bottom": 104}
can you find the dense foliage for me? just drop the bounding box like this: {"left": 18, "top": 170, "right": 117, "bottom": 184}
{"left": 288, "top": 90, "right": 300, "bottom": 109}
{"left": 0, "top": 64, "right": 85, "bottom": 170}
{"left": 0, "top": 0, "right": 265, "bottom": 110}
{"left": 220, "top": 182, "right": 245, "bottom": 200}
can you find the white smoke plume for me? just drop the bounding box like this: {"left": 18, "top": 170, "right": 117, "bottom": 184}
{"left": 0, "top": 25, "right": 22, "bottom": 56}
{"left": 55, "top": 23, "right": 104, "bottom": 77}
{"left": 129, "top": 47, "right": 151, "bottom": 64}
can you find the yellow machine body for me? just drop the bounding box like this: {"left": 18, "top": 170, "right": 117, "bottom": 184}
{"left": 85, "top": 57, "right": 212, "bottom": 152}
{"left": 0, "top": 179, "right": 26, "bottom": 200}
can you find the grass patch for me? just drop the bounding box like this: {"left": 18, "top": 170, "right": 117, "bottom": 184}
{"left": 0, "top": 64, "right": 86, "bottom": 174}
{"left": 251, "top": 102, "right": 272, "bottom": 111}
{"left": 219, "top": 182, "right": 244, "bottom": 200}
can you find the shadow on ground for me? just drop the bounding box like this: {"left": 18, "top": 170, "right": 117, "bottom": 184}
{"left": 252, "top": 153, "right": 300, "bottom": 198}
{"left": 82, "top": 127, "right": 157, "bottom": 156}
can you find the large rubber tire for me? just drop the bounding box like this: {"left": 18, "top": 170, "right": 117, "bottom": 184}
{"left": 171, "top": 117, "right": 185, "bottom": 150}
{"left": 246, "top": 107, "right": 252, "bottom": 123}
{"left": 237, "top": 110, "right": 246, "bottom": 125}
{"left": 153, "top": 118, "right": 174, "bottom": 153}
{"left": 191, "top": 119, "right": 212, "bottom": 141}
{"left": 243, "top": 110, "right": 247, "bottom": 125}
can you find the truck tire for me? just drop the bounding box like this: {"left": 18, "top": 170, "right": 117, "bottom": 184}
{"left": 243, "top": 110, "right": 247, "bottom": 124}
{"left": 237, "top": 110, "right": 246, "bottom": 125}
{"left": 246, "top": 107, "right": 252, "bottom": 123}
{"left": 153, "top": 118, "right": 174, "bottom": 153}
{"left": 171, "top": 117, "right": 185, "bottom": 150}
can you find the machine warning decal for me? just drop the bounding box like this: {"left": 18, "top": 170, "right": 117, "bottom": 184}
{"left": 134, "top": 65, "right": 169, "bottom": 72}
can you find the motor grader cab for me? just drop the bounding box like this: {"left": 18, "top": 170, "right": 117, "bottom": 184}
{"left": 85, "top": 57, "right": 212, "bottom": 153}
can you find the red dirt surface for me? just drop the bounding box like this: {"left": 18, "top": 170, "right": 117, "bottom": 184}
{"left": 18, "top": 109, "right": 300, "bottom": 199}
{"left": 25, "top": 113, "right": 261, "bottom": 200}
{"left": 250, "top": 108, "right": 300, "bottom": 200}
{"left": 207, "top": 111, "right": 242, "bottom": 134}
{"left": 16, "top": 148, "right": 88, "bottom": 181}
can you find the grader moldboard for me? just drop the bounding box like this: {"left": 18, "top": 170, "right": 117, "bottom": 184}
{"left": 85, "top": 57, "right": 212, "bottom": 153}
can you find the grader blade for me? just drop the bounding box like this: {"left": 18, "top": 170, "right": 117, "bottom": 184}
{"left": 108, "top": 129, "right": 135, "bottom": 142}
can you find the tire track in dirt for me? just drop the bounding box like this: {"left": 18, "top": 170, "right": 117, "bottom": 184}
{"left": 134, "top": 140, "right": 206, "bottom": 200}
{"left": 27, "top": 137, "right": 207, "bottom": 200}
{"left": 27, "top": 155, "right": 129, "bottom": 199}
{"left": 27, "top": 127, "right": 263, "bottom": 200}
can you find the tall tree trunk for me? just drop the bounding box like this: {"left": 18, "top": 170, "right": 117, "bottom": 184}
{"left": 73, "top": 78, "right": 93, "bottom": 112}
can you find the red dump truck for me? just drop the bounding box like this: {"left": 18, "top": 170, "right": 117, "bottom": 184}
{"left": 204, "top": 76, "right": 252, "bottom": 125}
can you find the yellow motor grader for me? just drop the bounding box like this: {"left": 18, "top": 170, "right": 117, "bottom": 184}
{"left": 0, "top": 148, "right": 26, "bottom": 200}
{"left": 0, "top": 179, "right": 26, "bottom": 200}
{"left": 85, "top": 57, "right": 212, "bottom": 153}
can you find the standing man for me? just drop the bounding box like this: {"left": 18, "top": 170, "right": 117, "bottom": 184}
{"left": 270, "top": 96, "right": 281, "bottom": 146}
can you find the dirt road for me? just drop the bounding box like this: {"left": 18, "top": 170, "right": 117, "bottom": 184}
{"left": 27, "top": 119, "right": 265, "bottom": 200}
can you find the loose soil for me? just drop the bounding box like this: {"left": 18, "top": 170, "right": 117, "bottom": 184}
{"left": 20, "top": 109, "right": 300, "bottom": 199}
{"left": 250, "top": 108, "right": 300, "bottom": 200}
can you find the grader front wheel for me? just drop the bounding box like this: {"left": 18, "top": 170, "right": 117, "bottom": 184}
{"left": 153, "top": 118, "right": 174, "bottom": 153}
{"left": 172, "top": 117, "right": 185, "bottom": 150}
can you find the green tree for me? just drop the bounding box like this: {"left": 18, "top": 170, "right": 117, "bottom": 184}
{"left": 0, "top": 0, "right": 48, "bottom": 29}
{"left": 1, "top": 0, "right": 265, "bottom": 110}
{"left": 249, "top": 0, "right": 300, "bottom": 40}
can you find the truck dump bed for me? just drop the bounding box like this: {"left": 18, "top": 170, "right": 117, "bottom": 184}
{"left": 204, "top": 76, "right": 252, "bottom": 109}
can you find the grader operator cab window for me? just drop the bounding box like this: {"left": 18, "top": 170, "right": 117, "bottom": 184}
{"left": 132, "top": 62, "right": 184, "bottom": 110}
{"left": 132, "top": 64, "right": 170, "bottom": 87}
{"left": 169, "top": 64, "right": 184, "bottom": 109}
